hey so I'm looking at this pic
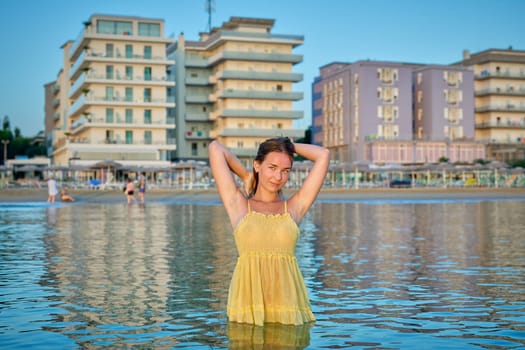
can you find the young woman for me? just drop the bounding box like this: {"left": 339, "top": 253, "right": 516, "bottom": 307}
{"left": 209, "top": 137, "right": 330, "bottom": 326}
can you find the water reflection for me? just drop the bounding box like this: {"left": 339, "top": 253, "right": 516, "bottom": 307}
{"left": 1, "top": 199, "right": 524, "bottom": 349}
{"left": 227, "top": 322, "right": 312, "bottom": 349}
{"left": 306, "top": 201, "right": 525, "bottom": 348}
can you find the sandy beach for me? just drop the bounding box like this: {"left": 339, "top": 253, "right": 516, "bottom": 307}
{"left": 1, "top": 187, "right": 524, "bottom": 203}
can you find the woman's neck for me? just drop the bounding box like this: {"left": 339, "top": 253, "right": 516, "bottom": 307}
{"left": 251, "top": 191, "right": 281, "bottom": 203}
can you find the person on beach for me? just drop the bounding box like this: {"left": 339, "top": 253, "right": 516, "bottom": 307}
{"left": 47, "top": 176, "right": 58, "bottom": 203}
{"left": 60, "top": 186, "right": 75, "bottom": 202}
{"left": 209, "top": 137, "right": 330, "bottom": 326}
{"left": 138, "top": 172, "right": 146, "bottom": 204}
{"left": 125, "top": 178, "right": 136, "bottom": 204}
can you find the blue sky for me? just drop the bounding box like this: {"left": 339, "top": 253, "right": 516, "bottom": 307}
{"left": 1, "top": 0, "right": 524, "bottom": 137}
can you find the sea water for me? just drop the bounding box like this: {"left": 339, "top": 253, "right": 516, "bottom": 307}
{"left": 0, "top": 196, "right": 524, "bottom": 349}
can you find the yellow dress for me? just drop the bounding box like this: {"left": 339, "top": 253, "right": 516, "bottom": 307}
{"left": 227, "top": 200, "right": 315, "bottom": 326}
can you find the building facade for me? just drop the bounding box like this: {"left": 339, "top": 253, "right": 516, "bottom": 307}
{"left": 168, "top": 17, "right": 305, "bottom": 161}
{"left": 313, "top": 61, "right": 485, "bottom": 164}
{"left": 45, "top": 14, "right": 176, "bottom": 167}
{"left": 458, "top": 48, "right": 525, "bottom": 161}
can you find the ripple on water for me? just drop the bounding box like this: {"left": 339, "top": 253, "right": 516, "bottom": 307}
{"left": 0, "top": 200, "right": 524, "bottom": 349}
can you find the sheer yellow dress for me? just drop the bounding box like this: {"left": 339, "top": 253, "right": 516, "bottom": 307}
{"left": 227, "top": 200, "right": 315, "bottom": 326}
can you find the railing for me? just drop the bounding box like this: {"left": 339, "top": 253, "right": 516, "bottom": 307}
{"left": 70, "top": 115, "right": 176, "bottom": 132}
{"left": 476, "top": 105, "right": 525, "bottom": 112}
{"left": 476, "top": 121, "right": 525, "bottom": 129}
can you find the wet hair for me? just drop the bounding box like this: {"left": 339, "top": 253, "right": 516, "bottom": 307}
{"left": 249, "top": 137, "right": 295, "bottom": 197}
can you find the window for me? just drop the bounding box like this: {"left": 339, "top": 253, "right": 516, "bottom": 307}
{"left": 144, "top": 67, "right": 152, "bottom": 81}
{"left": 105, "top": 43, "right": 114, "bottom": 58}
{"left": 125, "top": 109, "right": 133, "bottom": 124}
{"left": 144, "top": 109, "right": 152, "bottom": 124}
{"left": 105, "top": 130, "right": 114, "bottom": 143}
{"left": 138, "top": 22, "right": 160, "bottom": 37}
{"left": 125, "top": 87, "right": 133, "bottom": 102}
{"left": 125, "top": 130, "right": 133, "bottom": 144}
{"left": 377, "top": 68, "right": 394, "bottom": 83}
{"left": 125, "top": 66, "right": 133, "bottom": 80}
{"left": 144, "top": 46, "right": 152, "bottom": 59}
{"left": 105, "top": 108, "right": 114, "bottom": 123}
{"left": 106, "top": 65, "right": 114, "bottom": 79}
{"left": 191, "top": 143, "right": 198, "bottom": 156}
{"left": 97, "top": 20, "right": 132, "bottom": 35}
{"left": 144, "top": 131, "right": 152, "bottom": 145}
{"left": 125, "top": 44, "right": 133, "bottom": 59}
{"left": 106, "top": 86, "right": 114, "bottom": 101}
{"left": 144, "top": 88, "right": 151, "bottom": 102}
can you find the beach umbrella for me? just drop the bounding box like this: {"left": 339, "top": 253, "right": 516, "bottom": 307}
{"left": 16, "top": 165, "right": 40, "bottom": 172}
{"left": 91, "top": 160, "right": 122, "bottom": 169}
{"left": 91, "top": 160, "right": 122, "bottom": 183}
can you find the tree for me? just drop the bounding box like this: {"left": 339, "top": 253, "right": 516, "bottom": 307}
{"left": 0, "top": 115, "right": 45, "bottom": 161}
{"left": 2, "top": 115, "right": 10, "bottom": 132}
{"left": 508, "top": 159, "right": 525, "bottom": 168}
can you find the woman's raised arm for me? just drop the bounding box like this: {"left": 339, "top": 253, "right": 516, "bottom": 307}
{"left": 288, "top": 143, "right": 330, "bottom": 222}
{"left": 208, "top": 140, "right": 250, "bottom": 227}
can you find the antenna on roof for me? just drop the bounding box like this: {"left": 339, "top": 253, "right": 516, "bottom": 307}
{"left": 205, "top": 0, "right": 215, "bottom": 32}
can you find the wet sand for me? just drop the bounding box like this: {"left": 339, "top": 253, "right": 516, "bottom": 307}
{"left": 1, "top": 187, "right": 524, "bottom": 203}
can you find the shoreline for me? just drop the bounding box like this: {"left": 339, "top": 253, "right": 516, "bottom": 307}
{"left": 1, "top": 187, "right": 524, "bottom": 203}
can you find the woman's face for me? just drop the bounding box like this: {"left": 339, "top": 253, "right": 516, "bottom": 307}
{"left": 254, "top": 151, "right": 292, "bottom": 194}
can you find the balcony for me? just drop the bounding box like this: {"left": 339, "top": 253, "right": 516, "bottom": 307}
{"left": 476, "top": 121, "right": 525, "bottom": 129}
{"left": 475, "top": 87, "right": 525, "bottom": 97}
{"left": 185, "top": 112, "right": 210, "bottom": 121}
{"left": 475, "top": 104, "right": 525, "bottom": 113}
{"left": 214, "top": 70, "right": 303, "bottom": 82}
{"left": 70, "top": 71, "right": 175, "bottom": 99}
{"left": 211, "top": 127, "right": 304, "bottom": 138}
{"left": 210, "top": 108, "right": 303, "bottom": 120}
{"left": 476, "top": 69, "right": 525, "bottom": 80}
{"left": 70, "top": 115, "right": 175, "bottom": 134}
{"left": 185, "top": 55, "right": 209, "bottom": 68}
{"left": 69, "top": 25, "right": 173, "bottom": 62}
{"left": 70, "top": 94, "right": 176, "bottom": 117}
{"left": 185, "top": 95, "right": 211, "bottom": 103}
{"left": 208, "top": 51, "right": 303, "bottom": 65}
{"left": 211, "top": 89, "right": 303, "bottom": 101}
{"left": 70, "top": 49, "right": 174, "bottom": 81}
{"left": 185, "top": 76, "right": 212, "bottom": 85}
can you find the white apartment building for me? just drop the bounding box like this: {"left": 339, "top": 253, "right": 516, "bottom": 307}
{"left": 46, "top": 14, "right": 176, "bottom": 168}
{"left": 168, "top": 17, "right": 305, "bottom": 161}
{"left": 458, "top": 48, "right": 525, "bottom": 161}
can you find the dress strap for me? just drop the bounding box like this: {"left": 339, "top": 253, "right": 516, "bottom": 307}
{"left": 284, "top": 201, "right": 288, "bottom": 214}
{"left": 247, "top": 199, "right": 251, "bottom": 213}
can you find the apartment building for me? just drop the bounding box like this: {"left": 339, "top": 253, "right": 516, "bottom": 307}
{"left": 311, "top": 75, "right": 324, "bottom": 147}
{"left": 46, "top": 14, "right": 176, "bottom": 167}
{"left": 412, "top": 65, "right": 484, "bottom": 163}
{"left": 313, "top": 61, "right": 484, "bottom": 164}
{"left": 457, "top": 48, "right": 525, "bottom": 161}
{"left": 168, "top": 17, "right": 305, "bottom": 161}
